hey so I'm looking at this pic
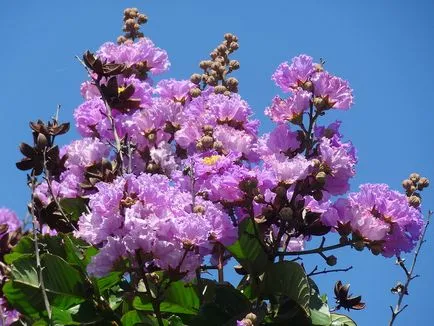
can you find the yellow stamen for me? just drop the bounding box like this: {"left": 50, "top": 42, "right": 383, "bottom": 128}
{"left": 202, "top": 155, "right": 221, "bottom": 166}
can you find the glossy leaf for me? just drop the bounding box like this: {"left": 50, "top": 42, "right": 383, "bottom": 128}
{"left": 330, "top": 313, "right": 357, "bottom": 326}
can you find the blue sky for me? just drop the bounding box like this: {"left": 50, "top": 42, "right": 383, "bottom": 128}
{"left": 1, "top": 1, "right": 433, "bottom": 325}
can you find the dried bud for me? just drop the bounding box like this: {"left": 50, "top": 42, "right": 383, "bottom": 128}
{"left": 408, "top": 195, "right": 421, "bottom": 208}
{"left": 402, "top": 179, "right": 413, "bottom": 190}
{"left": 224, "top": 33, "right": 235, "bottom": 41}
{"left": 189, "top": 88, "right": 201, "bottom": 98}
{"left": 315, "top": 171, "right": 327, "bottom": 185}
{"left": 214, "top": 85, "right": 227, "bottom": 94}
{"left": 190, "top": 73, "right": 202, "bottom": 84}
{"left": 196, "top": 141, "right": 204, "bottom": 151}
{"left": 226, "top": 77, "right": 238, "bottom": 87}
{"left": 353, "top": 240, "right": 365, "bottom": 251}
{"left": 217, "top": 44, "right": 227, "bottom": 53}
{"left": 213, "top": 140, "right": 223, "bottom": 151}
{"left": 229, "top": 42, "right": 239, "bottom": 51}
{"left": 229, "top": 60, "right": 240, "bottom": 70}
{"left": 279, "top": 207, "right": 293, "bottom": 221}
{"left": 201, "top": 135, "right": 214, "bottom": 149}
{"left": 137, "top": 14, "right": 148, "bottom": 24}
{"left": 418, "top": 177, "right": 429, "bottom": 190}
{"left": 326, "top": 255, "right": 337, "bottom": 266}
{"left": 202, "top": 125, "right": 214, "bottom": 136}
{"left": 199, "top": 60, "right": 212, "bottom": 70}
{"left": 409, "top": 173, "right": 420, "bottom": 183}
{"left": 193, "top": 205, "right": 206, "bottom": 214}
{"left": 117, "top": 35, "right": 127, "bottom": 44}
{"left": 313, "top": 96, "right": 326, "bottom": 110}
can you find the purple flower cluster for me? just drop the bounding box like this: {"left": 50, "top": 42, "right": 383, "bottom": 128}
{"left": 76, "top": 173, "right": 236, "bottom": 277}
{"left": 323, "top": 184, "right": 423, "bottom": 256}
{"left": 0, "top": 208, "right": 21, "bottom": 234}
{"left": 34, "top": 35, "right": 423, "bottom": 279}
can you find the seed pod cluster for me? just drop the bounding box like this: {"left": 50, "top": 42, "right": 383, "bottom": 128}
{"left": 190, "top": 33, "right": 240, "bottom": 97}
{"left": 402, "top": 172, "right": 429, "bottom": 208}
{"left": 117, "top": 7, "right": 148, "bottom": 44}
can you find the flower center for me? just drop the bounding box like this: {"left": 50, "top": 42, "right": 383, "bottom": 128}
{"left": 202, "top": 155, "right": 221, "bottom": 166}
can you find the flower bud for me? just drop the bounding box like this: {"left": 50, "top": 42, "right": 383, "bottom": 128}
{"left": 418, "top": 177, "right": 429, "bottom": 190}
{"left": 312, "top": 190, "right": 323, "bottom": 201}
{"left": 313, "top": 96, "right": 326, "bottom": 110}
{"left": 315, "top": 172, "right": 327, "bottom": 185}
{"left": 193, "top": 205, "right": 206, "bottom": 214}
{"left": 117, "top": 35, "right": 127, "bottom": 44}
{"left": 146, "top": 162, "right": 159, "bottom": 173}
{"left": 210, "top": 51, "right": 218, "bottom": 59}
{"left": 137, "top": 14, "right": 148, "bottom": 24}
{"left": 409, "top": 173, "right": 420, "bottom": 183}
{"left": 207, "top": 76, "right": 217, "bottom": 86}
{"left": 199, "top": 60, "right": 212, "bottom": 70}
{"left": 224, "top": 90, "right": 232, "bottom": 96}
{"left": 190, "top": 73, "right": 202, "bottom": 84}
{"left": 408, "top": 195, "right": 421, "bottom": 208}
{"left": 354, "top": 240, "right": 365, "bottom": 251}
{"left": 125, "top": 18, "right": 136, "bottom": 28}
{"left": 229, "top": 60, "right": 240, "bottom": 70}
{"left": 213, "top": 140, "right": 223, "bottom": 151}
{"left": 201, "top": 135, "right": 214, "bottom": 149}
{"left": 217, "top": 44, "right": 227, "bottom": 53}
{"left": 274, "top": 185, "right": 287, "bottom": 198}
{"left": 214, "top": 85, "right": 227, "bottom": 94}
{"left": 211, "top": 62, "right": 222, "bottom": 70}
{"left": 279, "top": 207, "right": 293, "bottom": 221}
{"left": 326, "top": 255, "right": 337, "bottom": 266}
{"left": 224, "top": 33, "right": 235, "bottom": 41}
{"left": 302, "top": 81, "right": 313, "bottom": 92}
{"left": 195, "top": 141, "right": 204, "bottom": 151}
{"left": 402, "top": 179, "right": 413, "bottom": 190}
{"left": 227, "top": 77, "right": 239, "bottom": 87}
{"left": 202, "top": 125, "right": 214, "bottom": 136}
{"left": 189, "top": 88, "right": 201, "bottom": 98}
{"left": 239, "top": 178, "right": 258, "bottom": 193}
{"left": 229, "top": 42, "right": 239, "bottom": 51}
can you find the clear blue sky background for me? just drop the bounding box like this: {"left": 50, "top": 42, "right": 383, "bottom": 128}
{"left": 1, "top": 1, "right": 433, "bottom": 325}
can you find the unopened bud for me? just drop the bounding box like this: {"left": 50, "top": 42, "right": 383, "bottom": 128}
{"left": 229, "top": 60, "right": 240, "bottom": 70}
{"left": 217, "top": 44, "right": 227, "bottom": 53}
{"left": 402, "top": 179, "right": 413, "bottom": 190}
{"left": 313, "top": 96, "right": 326, "bottom": 110}
{"left": 199, "top": 60, "right": 212, "bottom": 70}
{"left": 193, "top": 205, "right": 206, "bottom": 214}
{"left": 279, "top": 207, "right": 293, "bottom": 221}
{"left": 224, "top": 33, "right": 235, "bottom": 41}
{"left": 213, "top": 140, "right": 224, "bottom": 151}
{"left": 354, "top": 240, "right": 365, "bottom": 251}
{"left": 117, "top": 35, "right": 127, "bottom": 44}
{"left": 418, "top": 177, "right": 429, "bottom": 190}
{"left": 147, "top": 163, "right": 159, "bottom": 173}
{"left": 408, "top": 195, "right": 421, "bottom": 208}
{"left": 224, "top": 90, "right": 232, "bottom": 96}
{"left": 227, "top": 77, "right": 238, "bottom": 87}
{"left": 137, "top": 14, "right": 148, "bottom": 24}
{"left": 196, "top": 141, "right": 204, "bottom": 151}
{"left": 190, "top": 73, "right": 202, "bottom": 84}
{"left": 125, "top": 18, "right": 136, "bottom": 28}
{"left": 239, "top": 178, "right": 258, "bottom": 193}
{"left": 211, "top": 62, "right": 222, "bottom": 70}
{"left": 201, "top": 135, "right": 214, "bottom": 149}
{"left": 206, "top": 76, "right": 217, "bottom": 86}
{"left": 189, "top": 88, "right": 202, "bottom": 98}
{"left": 229, "top": 42, "right": 239, "bottom": 51}
{"left": 210, "top": 51, "right": 218, "bottom": 59}
{"left": 302, "top": 81, "right": 313, "bottom": 92}
{"left": 214, "top": 85, "right": 227, "bottom": 94}
{"left": 409, "top": 173, "right": 420, "bottom": 183}
{"left": 202, "top": 125, "right": 214, "bottom": 135}
{"left": 326, "top": 255, "right": 337, "bottom": 266}
{"left": 275, "top": 186, "right": 287, "bottom": 198}
{"left": 315, "top": 172, "right": 327, "bottom": 185}
{"left": 312, "top": 159, "right": 321, "bottom": 168}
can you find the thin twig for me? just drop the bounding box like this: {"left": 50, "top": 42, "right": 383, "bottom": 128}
{"left": 277, "top": 237, "right": 353, "bottom": 257}
{"left": 389, "top": 210, "right": 432, "bottom": 326}
{"left": 29, "top": 174, "right": 52, "bottom": 322}
{"left": 308, "top": 265, "right": 353, "bottom": 277}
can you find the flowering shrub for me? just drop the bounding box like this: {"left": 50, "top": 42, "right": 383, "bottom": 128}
{"left": 0, "top": 7, "right": 430, "bottom": 326}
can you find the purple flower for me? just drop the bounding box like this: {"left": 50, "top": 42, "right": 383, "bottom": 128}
{"left": 0, "top": 208, "right": 21, "bottom": 234}
{"left": 155, "top": 79, "right": 194, "bottom": 104}
{"left": 265, "top": 90, "right": 311, "bottom": 122}
{"left": 323, "top": 184, "right": 423, "bottom": 257}
{"left": 97, "top": 38, "right": 170, "bottom": 75}
{"left": 74, "top": 98, "right": 105, "bottom": 137}
{"left": 265, "top": 154, "right": 312, "bottom": 184}
{"left": 272, "top": 55, "right": 316, "bottom": 92}
{"left": 258, "top": 124, "right": 301, "bottom": 157}
{"left": 312, "top": 72, "right": 354, "bottom": 110}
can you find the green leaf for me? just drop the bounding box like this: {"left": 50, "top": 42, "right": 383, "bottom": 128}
{"left": 97, "top": 272, "right": 122, "bottom": 292}
{"left": 192, "top": 280, "right": 250, "bottom": 326}
{"left": 167, "top": 315, "right": 185, "bottom": 326}
{"left": 226, "top": 219, "right": 269, "bottom": 275}
{"left": 308, "top": 278, "right": 331, "bottom": 326}
{"left": 121, "top": 310, "right": 156, "bottom": 326}
{"left": 134, "top": 280, "right": 200, "bottom": 315}
{"left": 261, "top": 261, "right": 310, "bottom": 313}
{"left": 52, "top": 307, "right": 80, "bottom": 325}
{"left": 4, "top": 235, "right": 34, "bottom": 264}
{"left": 4, "top": 253, "right": 89, "bottom": 316}
{"left": 59, "top": 197, "right": 87, "bottom": 222}
{"left": 330, "top": 313, "right": 357, "bottom": 326}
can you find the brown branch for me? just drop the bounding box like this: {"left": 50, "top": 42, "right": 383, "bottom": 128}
{"left": 277, "top": 237, "right": 353, "bottom": 257}
{"left": 308, "top": 265, "right": 353, "bottom": 277}
{"left": 389, "top": 210, "right": 432, "bottom": 326}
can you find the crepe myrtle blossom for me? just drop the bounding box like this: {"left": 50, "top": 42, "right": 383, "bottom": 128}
{"left": 265, "top": 90, "right": 311, "bottom": 123}
{"left": 312, "top": 72, "right": 354, "bottom": 110}
{"left": 272, "top": 54, "right": 316, "bottom": 92}
{"left": 96, "top": 38, "right": 170, "bottom": 75}
{"left": 77, "top": 173, "right": 236, "bottom": 277}
{"left": 0, "top": 208, "right": 21, "bottom": 234}
{"left": 322, "top": 184, "right": 423, "bottom": 257}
